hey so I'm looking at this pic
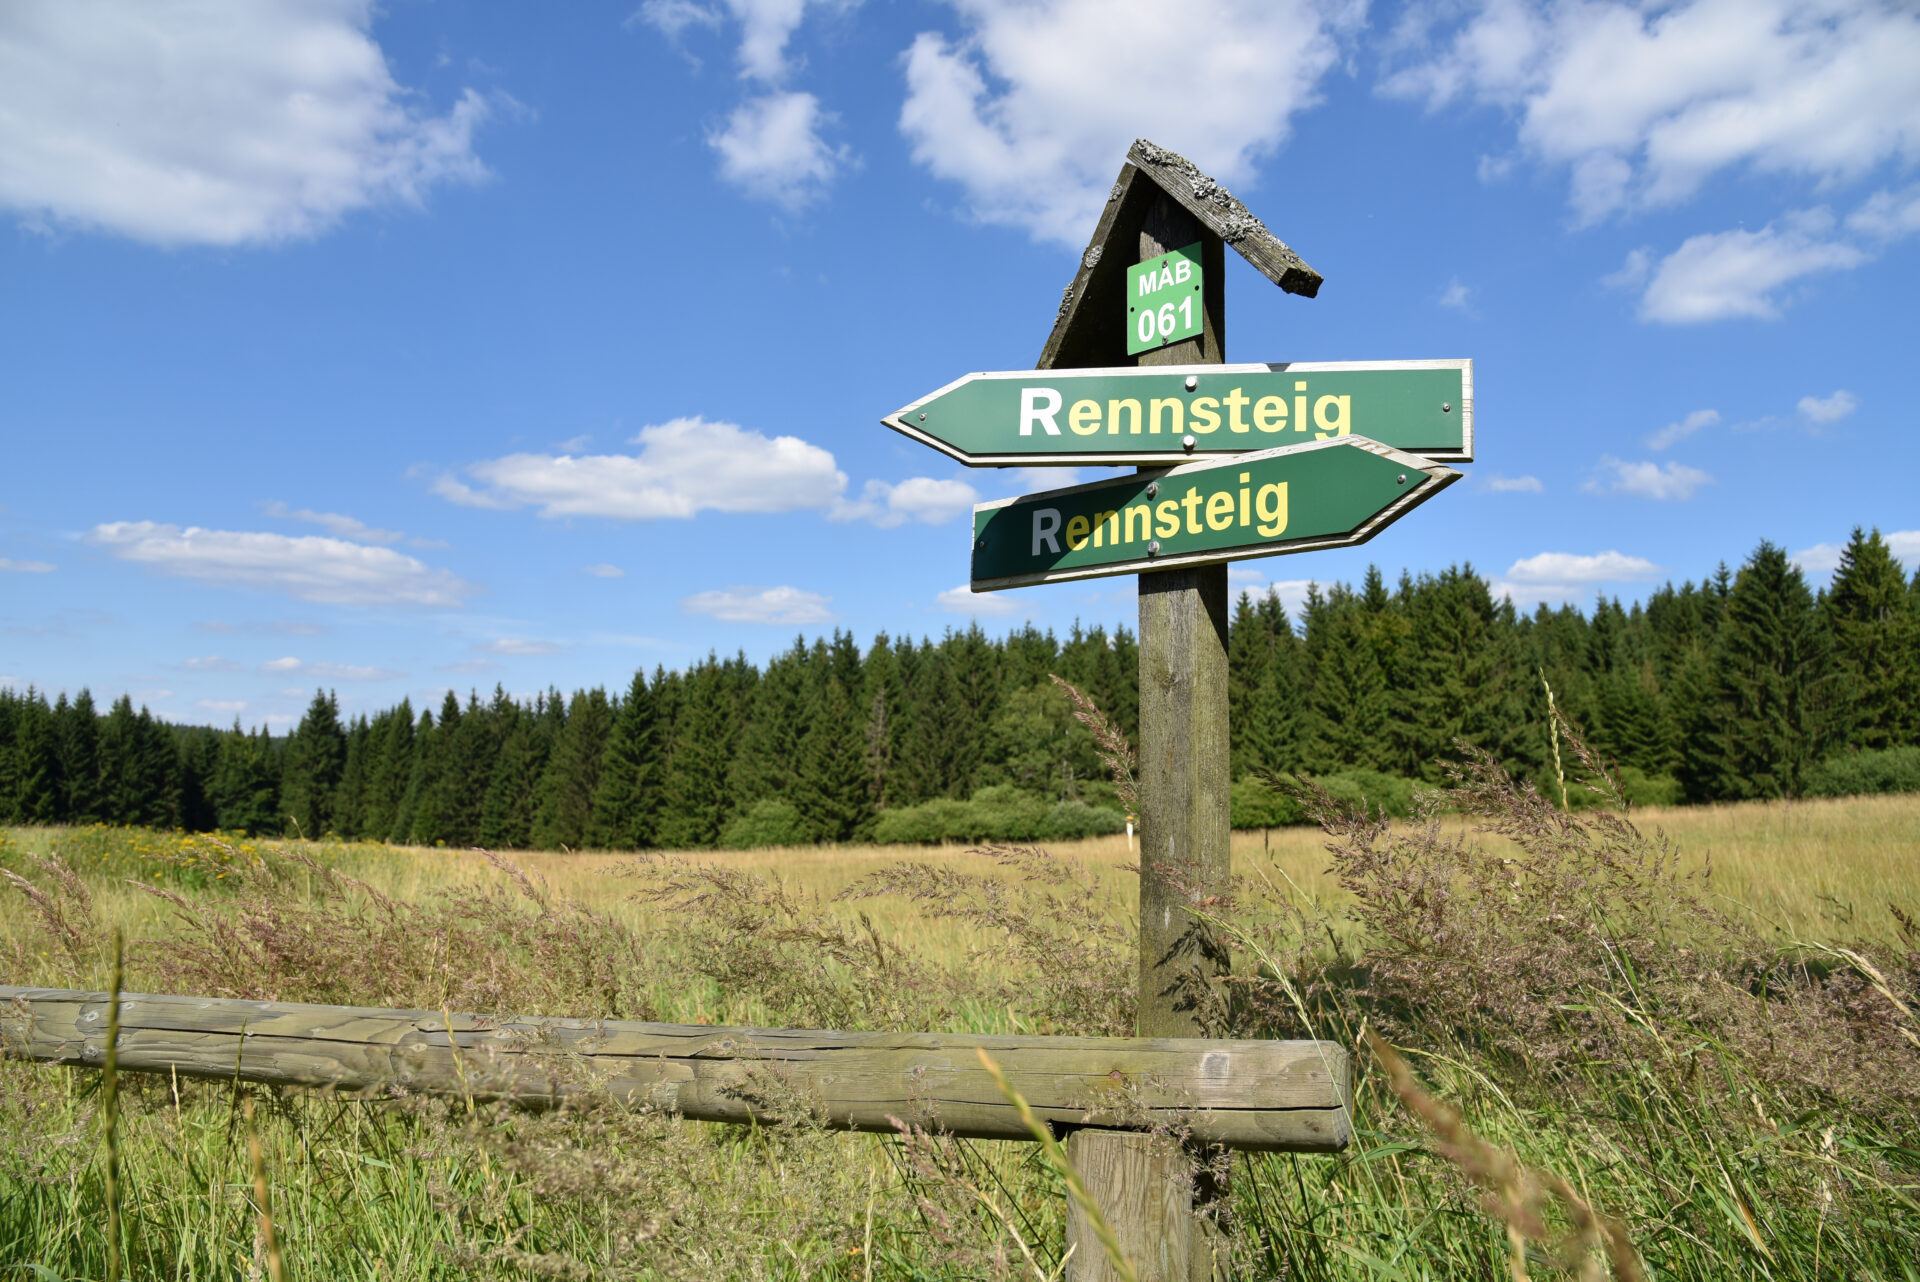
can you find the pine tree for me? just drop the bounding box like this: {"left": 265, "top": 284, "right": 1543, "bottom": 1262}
{"left": 56, "top": 689, "right": 102, "bottom": 822}
{"left": 7, "top": 690, "right": 62, "bottom": 824}
{"left": 281, "top": 690, "right": 347, "bottom": 837}
{"left": 588, "top": 669, "right": 665, "bottom": 849}
{"left": 1823, "top": 527, "right": 1918, "bottom": 751}
{"left": 792, "top": 674, "right": 872, "bottom": 841}
{"left": 656, "top": 660, "right": 736, "bottom": 849}
{"left": 861, "top": 634, "right": 906, "bottom": 812}
{"left": 1707, "top": 541, "right": 1840, "bottom": 799}
{"left": 1301, "top": 588, "right": 1389, "bottom": 772}
{"left": 211, "top": 722, "right": 282, "bottom": 834}
{"left": 532, "top": 687, "right": 613, "bottom": 849}
{"left": 333, "top": 715, "right": 371, "bottom": 838}
{"left": 729, "top": 640, "right": 808, "bottom": 806}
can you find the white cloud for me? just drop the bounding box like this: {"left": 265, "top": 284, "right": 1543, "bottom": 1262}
{"left": 682, "top": 585, "right": 834, "bottom": 624}
{"left": 197, "top": 699, "right": 248, "bottom": 715}
{"left": 899, "top": 0, "right": 1356, "bottom": 245}
{"left": 638, "top": 0, "right": 853, "bottom": 206}
{"left": 478, "top": 638, "right": 560, "bottom": 656}
{"left": 935, "top": 583, "right": 1020, "bottom": 617}
{"left": 1224, "top": 571, "right": 1313, "bottom": 618}
{"left": 1631, "top": 208, "right": 1868, "bottom": 322}
{"left": 86, "top": 522, "right": 473, "bottom": 607}
{"left": 259, "top": 500, "right": 402, "bottom": 545}
{"left": 1503, "top": 550, "right": 1662, "bottom": 584}
{"left": 0, "top": 557, "right": 55, "bottom": 572}
{"left": 437, "top": 658, "right": 503, "bottom": 674}
{"left": 1439, "top": 278, "right": 1473, "bottom": 310}
{"left": 0, "top": 0, "right": 491, "bottom": 246}
{"left": 258, "top": 657, "right": 401, "bottom": 681}
{"left": 1846, "top": 182, "right": 1920, "bottom": 239}
{"left": 1583, "top": 456, "right": 1714, "bottom": 500}
{"left": 830, "top": 476, "right": 979, "bottom": 527}
{"left": 711, "top": 90, "right": 846, "bottom": 209}
{"left": 183, "top": 656, "right": 244, "bottom": 673}
{"left": 1004, "top": 466, "right": 1083, "bottom": 493}
{"left": 1647, "top": 407, "right": 1720, "bottom": 450}
{"left": 1795, "top": 529, "right": 1920, "bottom": 576}
{"left": 583, "top": 563, "right": 626, "bottom": 578}
{"left": 444, "top": 417, "right": 846, "bottom": 520}
{"left": 1482, "top": 473, "right": 1544, "bottom": 493}
{"left": 1383, "top": 1, "right": 1920, "bottom": 224}
{"left": 1797, "top": 388, "right": 1858, "bottom": 423}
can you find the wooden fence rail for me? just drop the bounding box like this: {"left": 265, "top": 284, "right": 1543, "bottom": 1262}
{"left": 2, "top": 986, "right": 1350, "bottom": 1153}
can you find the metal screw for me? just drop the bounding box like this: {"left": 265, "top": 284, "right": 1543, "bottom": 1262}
{"left": 976, "top": 537, "right": 986, "bottom": 549}
{"left": 1184, "top": 375, "right": 1198, "bottom": 391}
{"left": 1441, "top": 402, "right": 1451, "bottom": 413}
{"left": 919, "top": 412, "right": 927, "bottom": 421}
{"left": 1182, "top": 434, "right": 1196, "bottom": 450}
{"left": 1148, "top": 540, "right": 1161, "bottom": 556}
{"left": 1145, "top": 481, "right": 1159, "bottom": 498}
{"left": 1397, "top": 474, "right": 1407, "bottom": 485}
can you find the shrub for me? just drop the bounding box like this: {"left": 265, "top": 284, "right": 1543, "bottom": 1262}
{"left": 1230, "top": 776, "right": 1306, "bottom": 828}
{"left": 1803, "top": 745, "right": 1920, "bottom": 798}
{"left": 717, "top": 798, "right": 810, "bottom": 849}
{"left": 871, "top": 787, "right": 1125, "bottom": 844}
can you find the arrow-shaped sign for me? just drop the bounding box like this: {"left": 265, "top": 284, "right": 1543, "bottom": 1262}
{"left": 969, "top": 436, "right": 1459, "bottom": 591}
{"left": 888, "top": 360, "right": 1471, "bottom": 468}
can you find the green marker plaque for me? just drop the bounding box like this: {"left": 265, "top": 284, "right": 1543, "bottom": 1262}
{"left": 1126, "top": 240, "right": 1204, "bottom": 355}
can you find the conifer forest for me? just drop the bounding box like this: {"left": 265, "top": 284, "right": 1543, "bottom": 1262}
{"left": 4, "top": 531, "right": 1915, "bottom": 849}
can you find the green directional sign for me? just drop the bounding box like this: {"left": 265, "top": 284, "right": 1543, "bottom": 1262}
{"left": 1126, "top": 241, "right": 1204, "bottom": 355}
{"left": 969, "top": 437, "right": 1459, "bottom": 591}
{"left": 885, "top": 360, "right": 1472, "bottom": 467}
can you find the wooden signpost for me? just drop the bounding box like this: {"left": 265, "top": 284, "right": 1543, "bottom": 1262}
{"left": 881, "top": 138, "right": 1478, "bottom": 1280}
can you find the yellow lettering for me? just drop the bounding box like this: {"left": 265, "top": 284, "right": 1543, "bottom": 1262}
{"left": 1155, "top": 500, "right": 1181, "bottom": 537}
{"left": 1069, "top": 400, "right": 1101, "bottom": 435}
{"left": 1224, "top": 387, "right": 1250, "bottom": 433}
{"left": 1125, "top": 504, "right": 1153, "bottom": 542}
{"left": 1254, "top": 395, "right": 1286, "bottom": 431}
{"left": 1239, "top": 472, "right": 1251, "bottom": 525}
{"left": 1066, "top": 514, "right": 1091, "bottom": 549}
{"left": 1149, "top": 397, "right": 1183, "bottom": 435}
{"left": 1181, "top": 489, "right": 1204, "bottom": 533}
{"left": 1255, "top": 482, "right": 1288, "bottom": 536}
{"left": 1206, "top": 491, "right": 1234, "bottom": 531}
{"left": 1107, "top": 399, "right": 1142, "bottom": 435}
{"left": 1314, "top": 394, "right": 1351, "bottom": 439}
{"left": 1091, "top": 509, "right": 1120, "bottom": 547}
{"left": 1189, "top": 397, "right": 1221, "bottom": 434}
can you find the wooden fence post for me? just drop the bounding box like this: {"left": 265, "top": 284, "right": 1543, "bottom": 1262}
{"left": 1065, "top": 190, "right": 1232, "bottom": 1282}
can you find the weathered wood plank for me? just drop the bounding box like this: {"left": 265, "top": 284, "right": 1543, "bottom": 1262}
{"left": 1, "top": 987, "right": 1351, "bottom": 1152}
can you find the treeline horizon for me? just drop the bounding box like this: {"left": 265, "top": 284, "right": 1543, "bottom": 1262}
{"left": 2, "top": 528, "right": 1915, "bottom": 848}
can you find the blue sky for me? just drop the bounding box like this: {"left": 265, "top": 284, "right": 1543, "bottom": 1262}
{"left": 2, "top": 0, "right": 1917, "bottom": 730}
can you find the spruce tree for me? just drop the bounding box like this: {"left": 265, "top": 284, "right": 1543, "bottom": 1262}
{"left": 212, "top": 722, "right": 282, "bottom": 834}
{"left": 8, "top": 690, "right": 62, "bottom": 824}
{"left": 1707, "top": 541, "right": 1839, "bottom": 798}
{"left": 531, "top": 687, "right": 612, "bottom": 849}
{"left": 281, "top": 690, "right": 347, "bottom": 837}
{"left": 792, "top": 674, "right": 872, "bottom": 841}
{"left": 656, "top": 660, "right": 736, "bottom": 849}
{"left": 1823, "top": 527, "right": 1917, "bottom": 751}
{"left": 56, "top": 689, "right": 102, "bottom": 822}
{"left": 588, "top": 669, "right": 665, "bottom": 849}
{"left": 728, "top": 640, "right": 808, "bottom": 806}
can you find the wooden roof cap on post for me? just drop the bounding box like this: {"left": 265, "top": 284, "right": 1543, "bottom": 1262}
{"left": 1038, "top": 138, "right": 1323, "bottom": 371}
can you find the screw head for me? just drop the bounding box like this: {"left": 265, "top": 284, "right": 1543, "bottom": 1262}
{"left": 976, "top": 537, "right": 986, "bottom": 550}
{"left": 1182, "top": 434, "right": 1196, "bottom": 450}
{"left": 1397, "top": 473, "right": 1407, "bottom": 485}
{"left": 1148, "top": 540, "right": 1161, "bottom": 555}
{"left": 919, "top": 412, "right": 927, "bottom": 421}
{"left": 1441, "top": 402, "right": 1452, "bottom": 413}
{"left": 1145, "top": 481, "right": 1159, "bottom": 498}
{"left": 1184, "top": 375, "right": 1199, "bottom": 391}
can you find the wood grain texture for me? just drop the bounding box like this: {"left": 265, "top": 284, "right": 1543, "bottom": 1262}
{"left": 0, "top": 987, "right": 1351, "bottom": 1152}
{"left": 1065, "top": 1131, "right": 1227, "bottom": 1282}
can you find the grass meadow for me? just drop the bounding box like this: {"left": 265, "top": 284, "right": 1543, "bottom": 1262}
{"left": 2, "top": 773, "right": 1917, "bottom": 1279}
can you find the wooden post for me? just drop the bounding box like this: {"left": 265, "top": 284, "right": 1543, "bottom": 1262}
{"left": 1065, "top": 193, "right": 1232, "bottom": 1282}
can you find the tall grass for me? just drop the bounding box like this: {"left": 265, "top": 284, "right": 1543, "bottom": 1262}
{"left": 1, "top": 746, "right": 1916, "bottom": 1278}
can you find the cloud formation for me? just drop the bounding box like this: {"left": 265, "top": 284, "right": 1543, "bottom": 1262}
{"left": 440, "top": 417, "right": 847, "bottom": 520}
{"left": 637, "top": 0, "right": 851, "bottom": 206}
{"left": 260, "top": 657, "right": 404, "bottom": 681}
{"left": 86, "top": 522, "right": 473, "bottom": 607}
{"left": 1490, "top": 549, "right": 1663, "bottom": 606}
{"left": 1797, "top": 389, "right": 1858, "bottom": 424}
{"left": 934, "top": 583, "right": 1020, "bottom": 617}
{"left": 900, "top": 0, "right": 1354, "bottom": 244}
{"left": 831, "top": 476, "right": 980, "bottom": 527}
{"left": 1482, "top": 473, "right": 1544, "bottom": 493}
{"left": 0, "top": 557, "right": 55, "bottom": 573}
{"left": 0, "top": 0, "right": 490, "bottom": 245}
{"left": 681, "top": 585, "right": 834, "bottom": 624}
{"left": 1793, "top": 529, "right": 1920, "bottom": 576}
{"left": 1646, "top": 407, "right": 1720, "bottom": 450}
{"left": 259, "top": 500, "right": 404, "bottom": 545}
{"left": 1583, "top": 456, "right": 1714, "bottom": 500}
{"left": 1384, "top": 1, "right": 1920, "bottom": 224}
